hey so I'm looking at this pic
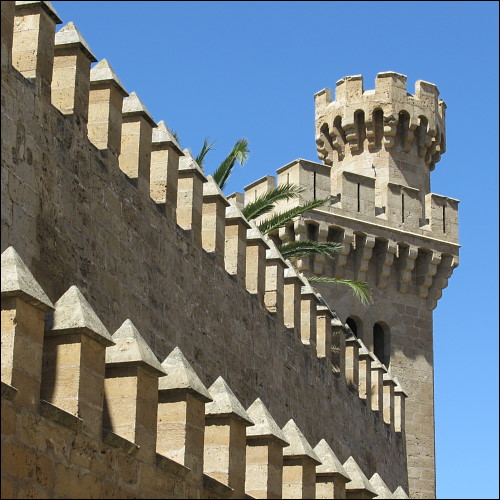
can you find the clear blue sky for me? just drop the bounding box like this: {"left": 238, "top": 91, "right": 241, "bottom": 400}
{"left": 51, "top": 2, "right": 499, "bottom": 498}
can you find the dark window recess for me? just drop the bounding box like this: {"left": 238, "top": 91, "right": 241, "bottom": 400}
{"left": 346, "top": 317, "right": 358, "bottom": 337}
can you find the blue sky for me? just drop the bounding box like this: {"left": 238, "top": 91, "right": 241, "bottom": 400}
{"left": 51, "top": 2, "right": 499, "bottom": 498}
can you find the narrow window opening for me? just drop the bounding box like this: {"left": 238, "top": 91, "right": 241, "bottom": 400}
{"left": 442, "top": 205, "right": 446, "bottom": 233}
{"left": 357, "top": 183, "right": 361, "bottom": 212}
{"left": 401, "top": 194, "right": 405, "bottom": 223}
{"left": 313, "top": 171, "right": 317, "bottom": 200}
{"left": 287, "top": 173, "right": 290, "bottom": 184}
{"left": 254, "top": 189, "right": 257, "bottom": 202}
{"left": 346, "top": 317, "right": 358, "bottom": 338}
{"left": 373, "top": 323, "right": 390, "bottom": 367}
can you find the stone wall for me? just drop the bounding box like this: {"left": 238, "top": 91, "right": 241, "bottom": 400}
{"left": 1, "top": 2, "right": 409, "bottom": 499}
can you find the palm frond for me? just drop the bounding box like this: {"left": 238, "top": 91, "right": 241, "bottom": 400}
{"left": 242, "top": 183, "right": 304, "bottom": 221}
{"left": 257, "top": 198, "right": 329, "bottom": 234}
{"left": 195, "top": 137, "right": 215, "bottom": 171}
{"left": 212, "top": 139, "right": 250, "bottom": 190}
{"left": 279, "top": 240, "right": 343, "bottom": 259}
{"left": 307, "top": 277, "right": 373, "bottom": 305}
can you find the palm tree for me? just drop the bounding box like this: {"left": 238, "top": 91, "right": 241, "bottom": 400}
{"left": 241, "top": 183, "right": 372, "bottom": 305}
{"left": 194, "top": 139, "right": 371, "bottom": 305}
{"left": 195, "top": 137, "right": 249, "bottom": 191}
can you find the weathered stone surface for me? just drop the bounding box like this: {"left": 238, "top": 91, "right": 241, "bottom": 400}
{"left": 90, "top": 58, "right": 127, "bottom": 94}
{"left": 158, "top": 346, "right": 212, "bottom": 402}
{"left": 122, "top": 91, "right": 156, "bottom": 127}
{"left": 46, "top": 285, "right": 113, "bottom": 346}
{"left": 205, "top": 377, "right": 253, "bottom": 426}
{"left": 1, "top": 246, "right": 53, "bottom": 311}
{"left": 105, "top": 320, "right": 165, "bottom": 376}
{"left": 343, "top": 456, "right": 377, "bottom": 495}
{"left": 246, "top": 398, "right": 288, "bottom": 445}
{"left": 282, "top": 419, "right": 321, "bottom": 463}
{"left": 54, "top": 21, "right": 96, "bottom": 61}
{"left": 369, "top": 472, "right": 393, "bottom": 498}
{"left": 314, "top": 439, "right": 350, "bottom": 480}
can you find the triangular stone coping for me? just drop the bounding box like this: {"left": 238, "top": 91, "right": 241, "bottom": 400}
{"left": 343, "top": 456, "right": 377, "bottom": 494}
{"left": 264, "top": 237, "right": 287, "bottom": 266}
{"left": 225, "top": 202, "right": 251, "bottom": 228}
{"left": 331, "top": 313, "right": 344, "bottom": 328}
{"left": 392, "top": 486, "right": 410, "bottom": 498}
{"left": 1, "top": 246, "right": 53, "bottom": 311}
{"left": 246, "top": 221, "right": 270, "bottom": 247}
{"left": 158, "top": 347, "right": 212, "bottom": 403}
{"left": 122, "top": 91, "right": 156, "bottom": 127}
{"left": 371, "top": 357, "right": 387, "bottom": 372}
{"left": 301, "top": 281, "right": 320, "bottom": 300}
{"left": 369, "top": 472, "right": 393, "bottom": 498}
{"left": 105, "top": 319, "right": 165, "bottom": 377}
{"left": 178, "top": 149, "right": 207, "bottom": 181}
{"left": 152, "top": 120, "right": 183, "bottom": 154}
{"left": 55, "top": 22, "right": 96, "bottom": 62}
{"left": 282, "top": 419, "right": 321, "bottom": 464}
{"left": 45, "top": 286, "right": 113, "bottom": 346}
{"left": 358, "top": 339, "right": 371, "bottom": 357}
{"left": 203, "top": 176, "right": 230, "bottom": 206}
{"left": 314, "top": 439, "right": 351, "bottom": 480}
{"left": 15, "top": 1, "right": 62, "bottom": 24}
{"left": 246, "top": 398, "right": 289, "bottom": 446}
{"left": 205, "top": 376, "right": 253, "bottom": 426}
{"left": 90, "top": 59, "right": 128, "bottom": 96}
{"left": 392, "top": 377, "right": 408, "bottom": 396}
{"left": 383, "top": 372, "right": 397, "bottom": 385}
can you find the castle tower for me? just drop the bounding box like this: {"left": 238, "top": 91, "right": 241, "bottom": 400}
{"left": 246, "top": 72, "right": 459, "bottom": 499}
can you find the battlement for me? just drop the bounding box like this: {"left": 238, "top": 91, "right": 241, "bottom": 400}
{"left": 1, "top": 245, "right": 409, "bottom": 498}
{"left": 315, "top": 71, "right": 446, "bottom": 170}
{"left": 1, "top": 2, "right": 411, "bottom": 497}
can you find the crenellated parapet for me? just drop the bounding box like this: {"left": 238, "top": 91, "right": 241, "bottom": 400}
{"left": 1, "top": 246, "right": 409, "bottom": 499}
{"left": 315, "top": 72, "right": 446, "bottom": 171}
{"left": 2, "top": 3, "right": 418, "bottom": 496}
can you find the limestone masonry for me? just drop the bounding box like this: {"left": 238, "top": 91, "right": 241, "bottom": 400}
{"left": 1, "top": 2, "right": 459, "bottom": 499}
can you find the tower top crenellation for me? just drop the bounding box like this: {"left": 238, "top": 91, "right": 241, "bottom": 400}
{"left": 315, "top": 71, "right": 446, "bottom": 170}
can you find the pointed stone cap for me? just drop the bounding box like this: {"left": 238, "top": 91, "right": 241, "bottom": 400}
{"left": 343, "top": 457, "right": 377, "bottom": 496}
{"left": 152, "top": 120, "right": 183, "bottom": 155}
{"left": 331, "top": 312, "right": 344, "bottom": 328}
{"left": 314, "top": 439, "right": 351, "bottom": 480}
{"left": 282, "top": 420, "right": 321, "bottom": 464}
{"left": 205, "top": 376, "right": 253, "bottom": 426}
{"left": 358, "top": 339, "right": 371, "bottom": 358}
{"left": 393, "top": 377, "right": 408, "bottom": 397}
{"left": 122, "top": 91, "right": 156, "bottom": 127}
{"left": 178, "top": 149, "right": 207, "bottom": 181}
{"left": 301, "top": 281, "right": 320, "bottom": 302}
{"left": 105, "top": 319, "right": 165, "bottom": 377}
{"left": 225, "top": 201, "right": 251, "bottom": 228}
{"left": 55, "top": 22, "right": 97, "bottom": 61}
{"left": 90, "top": 59, "right": 128, "bottom": 96}
{"left": 246, "top": 220, "right": 270, "bottom": 247}
{"left": 371, "top": 356, "right": 387, "bottom": 372}
{"left": 284, "top": 260, "right": 302, "bottom": 283}
{"left": 1, "top": 246, "right": 53, "bottom": 312}
{"left": 246, "top": 398, "right": 289, "bottom": 446}
{"left": 158, "top": 347, "right": 212, "bottom": 402}
{"left": 392, "top": 486, "right": 410, "bottom": 499}
{"left": 369, "top": 472, "right": 392, "bottom": 499}
{"left": 383, "top": 372, "right": 397, "bottom": 386}
{"left": 227, "top": 192, "right": 244, "bottom": 210}
{"left": 45, "top": 286, "right": 113, "bottom": 346}
{"left": 203, "top": 176, "right": 230, "bottom": 206}
{"left": 15, "top": 1, "right": 62, "bottom": 23}
{"left": 264, "top": 237, "right": 287, "bottom": 267}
